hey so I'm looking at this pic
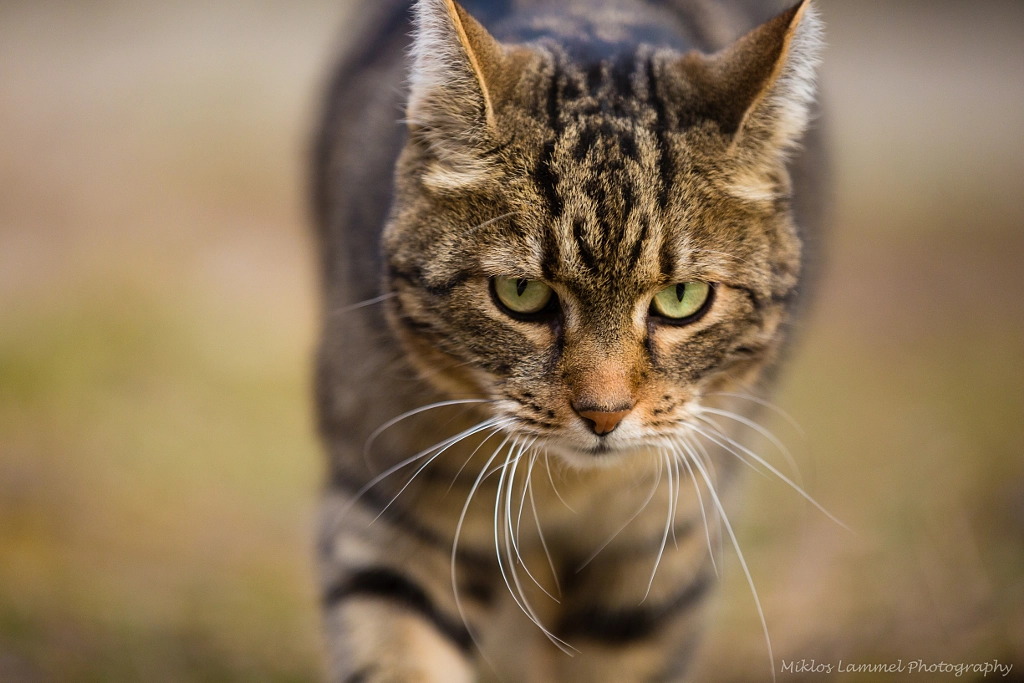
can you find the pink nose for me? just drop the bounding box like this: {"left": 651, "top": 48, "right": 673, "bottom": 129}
{"left": 576, "top": 409, "right": 632, "bottom": 436}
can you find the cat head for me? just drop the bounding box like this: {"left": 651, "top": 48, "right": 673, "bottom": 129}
{"left": 383, "top": 0, "right": 823, "bottom": 464}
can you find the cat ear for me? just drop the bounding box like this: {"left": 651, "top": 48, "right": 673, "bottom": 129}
{"left": 670, "top": 0, "right": 823, "bottom": 156}
{"left": 408, "top": 0, "right": 506, "bottom": 189}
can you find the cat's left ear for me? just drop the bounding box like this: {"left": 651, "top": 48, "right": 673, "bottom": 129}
{"left": 407, "top": 0, "right": 507, "bottom": 189}
{"left": 669, "top": 0, "right": 823, "bottom": 157}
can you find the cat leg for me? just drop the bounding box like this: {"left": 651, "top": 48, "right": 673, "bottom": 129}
{"left": 318, "top": 489, "right": 495, "bottom": 683}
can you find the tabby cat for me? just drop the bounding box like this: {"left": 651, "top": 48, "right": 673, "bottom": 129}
{"left": 311, "top": 0, "right": 827, "bottom": 680}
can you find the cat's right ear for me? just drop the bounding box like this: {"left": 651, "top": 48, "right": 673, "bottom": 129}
{"left": 407, "top": 0, "right": 506, "bottom": 190}
{"left": 664, "top": 0, "right": 823, "bottom": 158}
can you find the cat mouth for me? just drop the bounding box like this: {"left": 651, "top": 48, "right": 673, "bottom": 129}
{"left": 535, "top": 432, "right": 655, "bottom": 464}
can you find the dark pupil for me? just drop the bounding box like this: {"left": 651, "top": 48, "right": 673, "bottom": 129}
{"left": 516, "top": 279, "right": 529, "bottom": 297}
{"left": 675, "top": 283, "right": 686, "bottom": 302}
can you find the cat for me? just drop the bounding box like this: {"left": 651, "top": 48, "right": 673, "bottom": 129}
{"left": 310, "top": 0, "right": 827, "bottom": 680}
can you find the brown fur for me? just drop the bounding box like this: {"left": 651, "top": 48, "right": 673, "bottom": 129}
{"left": 311, "top": 0, "right": 826, "bottom": 680}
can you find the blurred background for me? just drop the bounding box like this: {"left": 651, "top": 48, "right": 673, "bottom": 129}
{"left": 0, "top": 1, "right": 1021, "bottom": 681}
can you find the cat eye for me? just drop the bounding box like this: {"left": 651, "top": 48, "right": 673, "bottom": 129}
{"left": 492, "top": 276, "right": 554, "bottom": 316}
{"left": 651, "top": 282, "right": 714, "bottom": 323}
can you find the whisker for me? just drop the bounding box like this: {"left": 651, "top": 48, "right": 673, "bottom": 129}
{"left": 343, "top": 417, "right": 504, "bottom": 518}
{"left": 364, "top": 399, "right": 494, "bottom": 468}
{"left": 507, "top": 441, "right": 559, "bottom": 603}
{"left": 506, "top": 475, "right": 560, "bottom": 614}
{"left": 686, "top": 448, "right": 777, "bottom": 683}
{"left": 507, "top": 491, "right": 575, "bottom": 653}
{"left": 466, "top": 211, "right": 517, "bottom": 237}
{"left": 528, "top": 453, "right": 562, "bottom": 598}
{"left": 669, "top": 438, "right": 720, "bottom": 578}
{"left": 692, "top": 414, "right": 771, "bottom": 479}
{"left": 577, "top": 455, "right": 662, "bottom": 572}
{"left": 688, "top": 422, "right": 851, "bottom": 532}
{"left": 515, "top": 449, "right": 531, "bottom": 547}
{"left": 688, "top": 430, "right": 720, "bottom": 483}
{"left": 703, "top": 391, "right": 806, "bottom": 438}
{"left": 446, "top": 424, "right": 510, "bottom": 494}
{"left": 367, "top": 418, "right": 508, "bottom": 523}
{"left": 544, "top": 451, "right": 576, "bottom": 513}
{"left": 452, "top": 434, "right": 513, "bottom": 669}
{"left": 685, "top": 434, "right": 725, "bottom": 569}
{"left": 494, "top": 441, "right": 529, "bottom": 617}
{"left": 686, "top": 431, "right": 724, "bottom": 564}
{"left": 670, "top": 454, "right": 682, "bottom": 549}
{"left": 641, "top": 450, "right": 675, "bottom": 604}
{"left": 494, "top": 443, "right": 555, "bottom": 637}
{"left": 333, "top": 291, "right": 397, "bottom": 315}
{"left": 494, "top": 441, "right": 575, "bottom": 654}
{"left": 697, "top": 406, "right": 804, "bottom": 488}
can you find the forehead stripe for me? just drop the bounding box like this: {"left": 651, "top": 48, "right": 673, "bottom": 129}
{"left": 572, "top": 218, "right": 599, "bottom": 273}
{"left": 535, "top": 140, "right": 563, "bottom": 220}
{"left": 533, "top": 59, "right": 565, "bottom": 221}
{"left": 644, "top": 57, "right": 674, "bottom": 210}
{"left": 626, "top": 217, "right": 649, "bottom": 269}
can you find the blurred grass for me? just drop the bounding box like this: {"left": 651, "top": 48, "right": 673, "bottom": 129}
{"left": 0, "top": 0, "right": 1022, "bottom": 681}
{"left": 0, "top": 1, "right": 341, "bottom": 680}
{"left": 0, "top": 282, "right": 324, "bottom": 682}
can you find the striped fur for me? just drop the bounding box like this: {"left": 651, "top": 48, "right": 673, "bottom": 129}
{"left": 311, "top": 0, "right": 826, "bottom": 680}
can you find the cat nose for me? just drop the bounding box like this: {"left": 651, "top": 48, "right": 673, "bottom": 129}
{"left": 574, "top": 405, "right": 633, "bottom": 436}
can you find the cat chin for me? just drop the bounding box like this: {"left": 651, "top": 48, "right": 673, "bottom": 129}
{"left": 538, "top": 438, "right": 663, "bottom": 471}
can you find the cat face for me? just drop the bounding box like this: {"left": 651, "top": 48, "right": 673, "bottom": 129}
{"left": 383, "top": 0, "right": 820, "bottom": 463}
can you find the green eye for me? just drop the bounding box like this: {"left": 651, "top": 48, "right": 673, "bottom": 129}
{"left": 493, "top": 277, "right": 553, "bottom": 315}
{"left": 652, "top": 282, "right": 713, "bottom": 321}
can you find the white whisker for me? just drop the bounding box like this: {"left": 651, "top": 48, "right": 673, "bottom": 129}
{"left": 452, "top": 434, "right": 512, "bottom": 667}
{"left": 494, "top": 441, "right": 572, "bottom": 651}
{"left": 686, "top": 435, "right": 725, "bottom": 563}
{"left": 670, "top": 454, "right": 682, "bottom": 549}
{"left": 507, "top": 441, "right": 559, "bottom": 603}
{"left": 466, "top": 211, "right": 517, "bottom": 237}
{"left": 446, "top": 424, "right": 510, "bottom": 494}
{"left": 515, "top": 449, "right": 531, "bottom": 548}
{"left": 544, "top": 451, "right": 576, "bottom": 513}
{"left": 528, "top": 453, "right": 562, "bottom": 598}
{"left": 364, "top": 399, "right": 494, "bottom": 467}
{"left": 642, "top": 450, "right": 675, "bottom": 604}
{"left": 693, "top": 414, "right": 772, "bottom": 479}
{"left": 334, "top": 291, "right": 397, "bottom": 315}
{"left": 494, "top": 441, "right": 529, "bottom": 617}
{"left": 697, "top": 406, "right": 804, "bottom": 488}
{"left": 688, "top": 421, "right": 851, "bottom": 532}
{"left": 704, "top": 391, "right": 805, "bottom": 438}
{"left": 688, "top": 429, "right": 719, "bottom": 483}
{"left": 577, "top": 456, "right": 662, "bottom": 572}
{"left": 342, "top": 417, "right": 505, "bottom": 518}
{"left": 497, "top": 442, "right": 576, "bottom": 653}
{"left": 368, "top": 418, "right": 509, "bottom": 523}
{"left": 669, "top": 438, "right": 720, "bottom": 578}
{"left": 686, "top": 448, "right": 777, "bottom": 683}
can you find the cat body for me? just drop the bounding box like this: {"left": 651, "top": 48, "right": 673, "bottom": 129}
{"left": 311, "top": 0, "right": 826, "bottom": 680}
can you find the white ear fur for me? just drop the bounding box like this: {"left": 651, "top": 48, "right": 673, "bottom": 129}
{"left": 407, "top": 0, "right": 501, "bottom": 190}
{"left": 748, "top": 0, "right": 824, "bottom": 154}
{"left": 720, "top": 1, "right": 824, "bottom": 202}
